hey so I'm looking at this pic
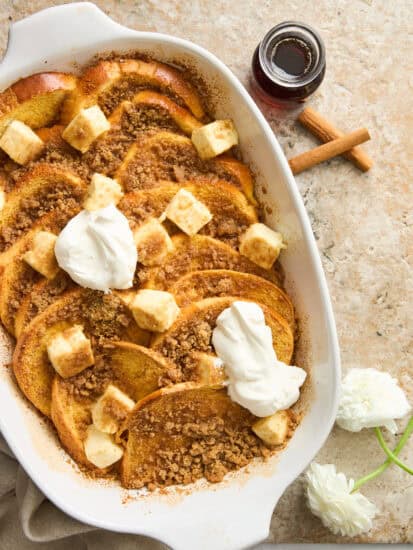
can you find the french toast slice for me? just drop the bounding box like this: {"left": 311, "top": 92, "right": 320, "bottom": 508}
{"left": 119, "top": 181, "right": 257, "bottom": 248}
{"left": 0, "top": 205, "right": 80, "bottom": 334}
{"left": 114, "top": 131, "right": 255, "bottom": 202}
{"left": 170, "top": 269, "right": 295, "bottom": 331}
{"left": 141, "top": 234, "right": 282, "bottom": 289}
{"left": 84, "top": 91, "right": 202, "bottom": 176}
{"left": 51, "top": 342, "right": 179, "bottom": 468}
{"left": 121, "top": 383, "right": 269, "bottom": 489}
{"left": 151, "top": 296, "right": 294, "bottom": 374}
{"left": 62, "top": 59, "right": 205, "bottom": 123}
{"left": 14, "top": 272, "right": 74, "bottom": 338}
{"left": 0, "top": 126, "right": 90, "bottom": 193}
{"left": 0, "top": 163, "right": 86, "bottom": 254}
{"left": 0, "top": 72, "right": 76, "bottom": 135}
{"left": 12, "top": 289, "right": 150, "bottom": 417}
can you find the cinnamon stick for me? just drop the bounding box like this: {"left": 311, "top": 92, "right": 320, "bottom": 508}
{"left": 298, "top": 107, "right": 373, "bottom": 172}
{"left": 289, "top": 128, "right": 371, "bottom": 175}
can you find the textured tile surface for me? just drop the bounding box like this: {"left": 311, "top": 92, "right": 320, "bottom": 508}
{"left": 0, "top": 0, "right": 412, "bottom": 544}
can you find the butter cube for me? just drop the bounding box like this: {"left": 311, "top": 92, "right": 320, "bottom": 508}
{"left": 92, "top": 384, "right": 135, "bottom": 434}
{"left": 0, "top": 120, "right": 44, "bottom": 164}
{"left": 165, "top": 189, "right": 212, "bottom": 236}
{"left": 130, "top": 289, "right": 180, "bottom": 332}
{"left": 133, "top": 218, "right": 173, "bottom": 266}
{"left": 23, "top": 230, "right": 59, "bottom": 279}
{"left": 0, "top": 188, "right": 5, "bottom": 212}
{"left": 83, "top": 173, "right": 123, "bottom": 211}
{"left": 252, "top": 410, "right": 290, "bottom": 446}
{"left": 62, "top": 105, "right": 110, "bottom": 153}
{"left": 239, "top": 223, "right": 286, "bottom": 270}
{"left": 47, "top": 325, "right": 94, "bottom": 378}
{"left": 84, "top": 425, "right": 123, "bottom": 469}
{"left": 191, "top": 119, "right": 238, "bottom": 159}
{"left": 191, "top": 352, "right": 227, "bottom": 385}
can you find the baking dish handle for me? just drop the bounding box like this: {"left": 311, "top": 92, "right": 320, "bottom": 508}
{"left": 0, "top": 2, "right": 135, "bottom": 83}
{"left": 154, "top": 489, "right": 279, "bottom": 550}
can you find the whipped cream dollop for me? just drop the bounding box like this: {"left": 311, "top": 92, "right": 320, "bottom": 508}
{"left": 212, "top": 301, "right": 306, "bottom": 417}
{"left": 55, "top": 204, "right": 137, "bottom": 292}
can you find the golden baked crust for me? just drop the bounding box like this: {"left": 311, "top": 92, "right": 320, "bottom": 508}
{"left": 12, "top": 289, "right": 150, "bottom": 417}
{"left": 0, "top": 72, "right": 76, "bottom": 135}
{"left": 51, "top": 342, "right": 179, "bottom": 468}
{"left": 170, "top": 269, "right": 295, "bottom": 330}
{"left": 141, "top": 234, "right": 282, "bottom": 289}
{"left": 151, "top": 296, "right": 294, "bottom": 375}
{"left": 0, "top": 163, "right": 86, "bottom": 254}
{"left": 14, "top": 272, "right": 74, "bottom": 338}
{"left": 61, "top": 59, "right": 205, "bottom": 123}
{"left": 0, "top": 208, "right": 79, "bottom": 335}
{"left": 0, "top": 54, "right": 300, "bottom": 490}
{"left": 121, "top": 383, "right": 270, "bottom": 489}
{"left": 119, "top": 181, "right": 257, "bottom": 248}
{"left": 115, "top": 130, "right": 255, "bottom": 201}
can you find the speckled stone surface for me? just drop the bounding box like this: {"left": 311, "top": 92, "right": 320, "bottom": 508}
{"left": 0, "top": 0, "right": 412, "bottom": 544}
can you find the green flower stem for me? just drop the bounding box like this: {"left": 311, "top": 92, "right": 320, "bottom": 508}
{"left": 351, "top": 415, "right": 413, "bottom": 493}
{"left": 375, "top": 426, "right": 413, "bottom": 475}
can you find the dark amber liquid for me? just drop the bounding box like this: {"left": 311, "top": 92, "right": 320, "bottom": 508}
{"left": 271, "top": 37, "right": 312, "bottom": 77}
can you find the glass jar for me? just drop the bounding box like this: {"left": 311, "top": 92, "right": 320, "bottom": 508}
{"left": 251, "top": 21, "right": 326, "bottom": 108}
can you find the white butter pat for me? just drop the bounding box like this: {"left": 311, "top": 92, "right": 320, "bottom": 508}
{"left": 84, "top": 173, "right": 123, "bottom": 211}
{"left": 62, "top": 105, "right": 110, "bottom": 153}
{"left": 130, "top": 289, "right": 180, "bottom": 332}
{"left": 92, "top": 384, "right": 135, "bottom": 434}
{"left": 84, "top": 425, "right": 123, "bottom": 469}
{"left": 252, "top": 410, "right": 291, "bottom": 446}
{"left": 23, "top": 230, "right": 59, "bottom": 279}
{"left": 0, "top": 188, "right": 5, "bottom": 212}
{"left": 47, "top": 325, "right": 94, "bottom": 378}
{"left": 0, "top": 120, "right": 44, "bottom": 164}
{"left": 212, "top": 301, "right": 306, "bottom": 417}
{"left": 133, "top": 218, "right": 173, "bottom": 266}
{"left": 165, "top": 189, "right": 212, "bottom": 236}
{"left": 191, "top": 119, "right": 238, "bottom": 159}
{"left": 55, "top": 204, "right": 137, "bottom": 292}
{"left": 239, "top": 223, "right": 286, "bottom": 270}
{"left": 190, "top": 352, "right": 227, "bottom": 385}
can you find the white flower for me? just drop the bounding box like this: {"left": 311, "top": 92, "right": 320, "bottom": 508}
{"left": 336, "top": 368, "right": 411, "bottom": 433}
{"left": 306, "top": 463, "right": 377, "bottom": 537}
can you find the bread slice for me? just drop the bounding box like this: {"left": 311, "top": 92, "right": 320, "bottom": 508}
{"left": 141, "top": 234, "right": 282, "bottom": 290}
{"left": 0, "top": 163, "right": 86, "bottom": 254}
{"left": 0, "top": 72, "right": 76, "bottom": 136}
{"left": 84, "top": 91, "right": 202, "bottom": 176}
{"left": 151, "top": 296, "right": 294, "bottom": 372}
{"left": 114, "top": 131, "right": 255, "bottom": 202}
{"left": 121, "top": 383, "right": 269, "bottom": 489}
{"left": 62, "top": 59, "right": 205, "bottom": 123}
{"left": 12, "top": 289, "right": 150, "bottom": 417}
{"left": 170, "top": 269, "right": 295, "bottom": 331}
{"left": 111, "top": 91, "right": 202, "bottom": 134}
{"left": 14, "top": 272, "right": 74, "bottom": 338}
{"left": 119, "top": 181, "right": 257, "bottom": 248}
{"left": 51, "top": 342, "right": 179, "bottom": 468}
{"left": 0, "top": 205, "right": 81, "bottom": 335}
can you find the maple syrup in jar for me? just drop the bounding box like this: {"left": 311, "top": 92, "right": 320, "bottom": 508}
{"left": 251, "top": 21, "right": 326, "bottom": 108}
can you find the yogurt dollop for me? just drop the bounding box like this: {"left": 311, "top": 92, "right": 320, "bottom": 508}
{"left": 212, "top": 301, "right": 306, "bottom": 417}
{"left": 55, "top": 204, "right": 137, "bottom": 292}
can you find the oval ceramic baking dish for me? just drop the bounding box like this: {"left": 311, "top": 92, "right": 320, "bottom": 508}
{"left": 0, "top": 3, "right": 340, "bottom": 549}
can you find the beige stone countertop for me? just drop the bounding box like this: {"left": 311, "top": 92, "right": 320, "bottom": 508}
{"left": 0, "top": 0, "right": 412, "bottom": 545}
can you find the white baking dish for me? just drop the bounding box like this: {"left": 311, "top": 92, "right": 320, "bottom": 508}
{"left": 0, "top": 3, "right": 340, "bottom": 549}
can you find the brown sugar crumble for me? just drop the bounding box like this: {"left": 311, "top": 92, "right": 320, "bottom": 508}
{"left": 2, "top": 54, "right": 299, "bottom": 492}
{"left": 124, "top": 388, "right": 270, "bottom": 489}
